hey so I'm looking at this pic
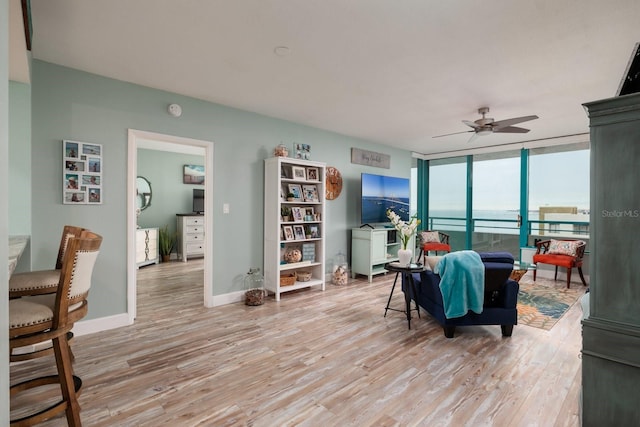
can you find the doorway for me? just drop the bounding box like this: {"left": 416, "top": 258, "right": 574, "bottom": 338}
{"left": 127, "top": 129, "right": 214, "bottom": 322}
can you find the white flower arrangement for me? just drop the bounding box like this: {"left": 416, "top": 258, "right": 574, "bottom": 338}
{"left": 386, "top": 209, "right": 421, "bottom": 250}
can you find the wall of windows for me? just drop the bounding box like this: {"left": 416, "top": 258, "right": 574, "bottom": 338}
{"left": 417, "top": 141, "right": 590, "bottom": 260}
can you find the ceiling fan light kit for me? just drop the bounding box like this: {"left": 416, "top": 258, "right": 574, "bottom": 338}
{"left": 433, "top": 107, "right": 539, "bottom": 142}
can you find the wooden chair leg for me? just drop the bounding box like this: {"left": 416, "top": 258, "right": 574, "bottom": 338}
{"left": 533, "top": 268, "right": 537, "bottom": 281}
{"left": 566, "top": 268, "right": 572, "bottom": 289}
{"left": 554, "top": 266, "right": 558, "bottom": 280}
{"left": 53, "top": 334, "right": 82, "bottom": 427}
{"left": 578, "top": 267, "right": 588, "bottom": 286}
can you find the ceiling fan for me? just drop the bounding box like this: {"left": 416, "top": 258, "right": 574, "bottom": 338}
{"left": 433, "top": 107, "right": 539, "bottom": 143}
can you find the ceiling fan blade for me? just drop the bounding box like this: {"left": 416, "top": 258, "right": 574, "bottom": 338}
{"left": 493, "top": 125, "right": 531, "bottom": 134}
{"left": 492, "top": 115, "right": 538, "bottom": 129}
{"left": 462, "top": 120, "right": 480, "bottom": 129}
{"left": 432, "top": 130, "right": 474, "bottom": 138}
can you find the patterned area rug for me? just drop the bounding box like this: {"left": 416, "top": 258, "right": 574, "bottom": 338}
{"left": 517, "top": 275, "right": 587, "bottom": 330}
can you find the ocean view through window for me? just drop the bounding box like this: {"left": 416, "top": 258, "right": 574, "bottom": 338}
{"left": 423, "top": 143, "right": 590, "bottom": 257}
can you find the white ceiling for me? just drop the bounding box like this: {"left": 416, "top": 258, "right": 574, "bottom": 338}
{"left": 15, "top": 0, "right": 640, "bottom": 155}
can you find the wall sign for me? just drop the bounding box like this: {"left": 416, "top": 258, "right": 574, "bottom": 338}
{"left": 351, "top": 148, "right": 390, "bottom": 169}
{"left": 63, "top": 140, "right": 103, "bottom": 204}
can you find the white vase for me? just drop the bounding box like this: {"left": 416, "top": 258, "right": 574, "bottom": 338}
{"left": 397, "top": 248, "right": 412, "bottom": 266}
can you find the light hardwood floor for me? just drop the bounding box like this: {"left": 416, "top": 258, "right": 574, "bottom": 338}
{"left": 10, "top": 259, "right": 583, "bottom": 426}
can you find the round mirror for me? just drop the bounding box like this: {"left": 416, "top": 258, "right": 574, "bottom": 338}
{"left": 136, "top": 176, "right": 152, "bottom": 211}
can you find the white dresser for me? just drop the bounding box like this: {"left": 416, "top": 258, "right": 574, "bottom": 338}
{"left": 176, "top": 214, "right": 205, "bottom": 262}
{"left": 136, "top": 227, "right": 159, "bottom": 267}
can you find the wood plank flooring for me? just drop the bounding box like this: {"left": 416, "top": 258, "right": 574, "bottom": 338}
{"left": 10, "top": 260, "right": 583, "bottom": 426}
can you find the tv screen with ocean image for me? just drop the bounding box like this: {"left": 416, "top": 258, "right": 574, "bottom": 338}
{"left": 361, "top": 173, "right": 410, "bottom": 225}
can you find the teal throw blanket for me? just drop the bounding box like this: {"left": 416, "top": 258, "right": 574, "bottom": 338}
{"left": 434, "top": 250, "right": 485, "bottom": 319}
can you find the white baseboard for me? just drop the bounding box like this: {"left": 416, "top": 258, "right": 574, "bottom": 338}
{"left": 73, "top": 313, "right": 131, "bottom": 337}
{"left": 211, "top": 290, "right": 245, "bottom": 306}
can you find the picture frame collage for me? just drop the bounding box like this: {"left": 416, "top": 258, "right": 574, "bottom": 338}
{"left": 63, "top": 140, "right": 103, "bottom": 204}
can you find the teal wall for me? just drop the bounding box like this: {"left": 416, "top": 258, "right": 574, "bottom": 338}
{"left": 9, "top": 81, "right": 32, "bottom": 271}
{"left": 137, "top": 148, "right": 204, "bottom": 245}
{"left": 30, "top": 59, "right": 413, "bottom": 319}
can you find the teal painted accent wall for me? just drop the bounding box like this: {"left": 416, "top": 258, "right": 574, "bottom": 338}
{"left": 137, "top": 149, "right": 204, "bottom": 242}
{"left": 30, "top": 60, "right": 413, "bottom": 319}
{"left": 9, "top": 81, "right": 31, "bottom": 237}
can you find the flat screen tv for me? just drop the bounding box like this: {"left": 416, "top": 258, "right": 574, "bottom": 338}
{"left": 193, "top": 189, "right": 204, "bottom": 214}
{"left": 361, "top": 173, "right": 410, "bottom": 226}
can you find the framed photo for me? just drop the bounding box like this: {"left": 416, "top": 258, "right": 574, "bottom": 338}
{"left": 293, "top": 225, "right": 306, "bottom": 240}
{"left": 280, "top": 165, "right": 292, "bottom": 179}
{"left": 302, "top": 184, "right": 319, "bottom": 202}
{"left": 306, "top": 167, "right": 319, "bottom": 181}
{"left": 304, "top": 207, "right": 315, "bottom": 221}
{"left": 184, "top": 164, "right": 205, "bottom": 184}
{"left": 291, "top": 207, "right": 304, "bottom": 222}
{"left": 308, "top": 225, "right": 319, "bottom": 239}
{"left": 287, "top": 184, "right": 303, "bottom": 201}
{"left": 63, "top": 140, "right": 103, "bottom": 205}
{"left": 291, "top": 166, "right": 306, "bottom": 180}
{"left": 283, "top": 225, "right": 295, "bottom": 241}
{"left": 293, "top": 143, "right": 311, "bottom": 160}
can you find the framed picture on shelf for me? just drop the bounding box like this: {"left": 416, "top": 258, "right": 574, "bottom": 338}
{"left": 63, "top": 140, "right": 103, "bottom": 205}
{"left": 280, "top": 165, "right": 292, "bottom": 179}
{"left": 308, "top": 225, "right": 319, "bottom": 238}
{"left": 302, "top": 184, "right": 319, "bottom": 202}
{"left": 293, "top": 225, "right": 306, "bottom": 240}
{"left": 288, "top": 184, "right": 303, "bottom": 201}
{"left": 291, "top": 207, "right": 304, "bottom": 222}
{"left": 304, "top": 207, "right": 315, "bottom": 218}
{"left": 291, "top": 166, "right": 306, "bottom": 180}
{"left": 283, "top": 225, "right": 295, "bottom": 241}
{"left": 306, "top": 167, "right": 319, "bottom": 181}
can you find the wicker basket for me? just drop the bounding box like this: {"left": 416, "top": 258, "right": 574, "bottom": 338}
{"left": 296, "top": 270, "right": 312, "bottom": 282}
{"left": 280, "top": 273, "right": 296, "bottom": 286}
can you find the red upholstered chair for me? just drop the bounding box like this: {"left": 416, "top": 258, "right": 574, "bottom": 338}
{"left": 418, "top": 230, "right": 451, "bottom": 263}
{"left": 532, "top": 239, "right": 587, "bottom": 288}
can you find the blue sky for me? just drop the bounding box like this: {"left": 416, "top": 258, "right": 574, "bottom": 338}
{"left": 421, "top": 149, "right": 590, "bottom": 212}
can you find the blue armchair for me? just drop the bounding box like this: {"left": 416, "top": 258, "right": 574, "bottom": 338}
{"left": 402, "top": 252, "right": 519, "bottom": 338}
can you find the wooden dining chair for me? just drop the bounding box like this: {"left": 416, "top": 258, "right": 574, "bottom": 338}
{"left": 9, "top": 225, "right": 85, "bottom": 298}
{"left": 9, "top": 230, "right": 102, "bottom": 426}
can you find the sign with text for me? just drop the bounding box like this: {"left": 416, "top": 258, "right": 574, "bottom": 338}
{"left": 351, "top": 148, "right": 390, "bottom": 169}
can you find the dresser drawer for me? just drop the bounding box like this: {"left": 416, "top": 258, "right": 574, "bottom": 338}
{"left": 186, "top": 242, "right": 204, "bottom": 254}
{"left": 186, "top": 225, "right": 204, "bottom": 234}
{"left": 186, "top": 217, "right": 204, "bottom": 226}
{"left": 185, "top": 233, "right": 204, "bottom": 243}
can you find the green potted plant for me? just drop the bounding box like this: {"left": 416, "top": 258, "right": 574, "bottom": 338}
{"left": 281, "top": 205, "right": 292, "bottom": 221}
{"left": 286, "top": 192, "right": 295, "bottom": 201}
{"left": 158, "top": 225, "right": 176, "bottom": 262}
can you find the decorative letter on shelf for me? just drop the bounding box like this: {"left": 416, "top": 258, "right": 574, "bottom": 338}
{"left": 351, "top": 148, "right": 390, "bottom": 169}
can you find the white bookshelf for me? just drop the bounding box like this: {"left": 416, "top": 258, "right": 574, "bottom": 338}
{"left": 264, "top": 157, "right": 326, "bottom": 301}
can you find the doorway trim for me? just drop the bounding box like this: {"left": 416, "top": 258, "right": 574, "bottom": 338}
{"left": 127, "top": 129, "right": 214, "bottom": 322}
